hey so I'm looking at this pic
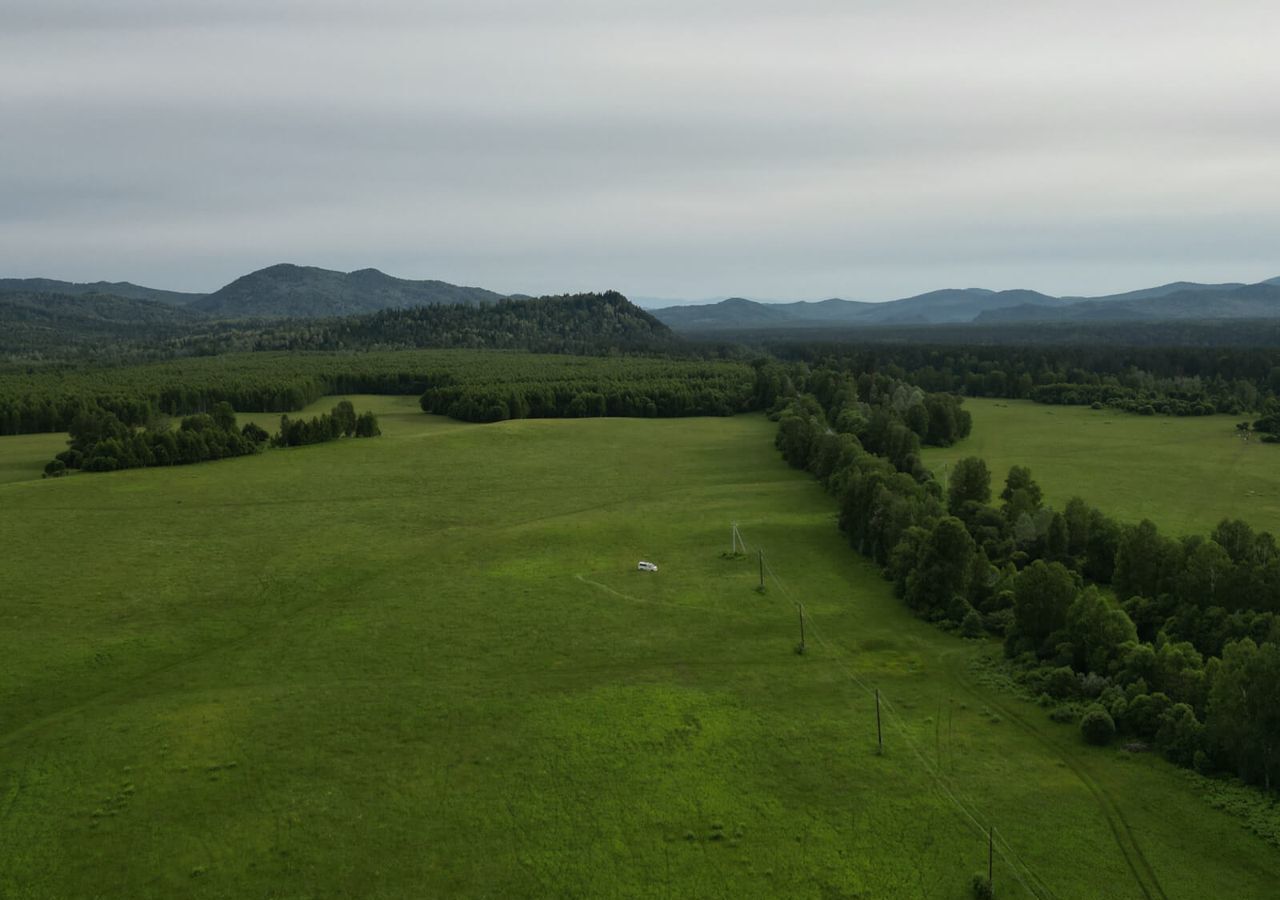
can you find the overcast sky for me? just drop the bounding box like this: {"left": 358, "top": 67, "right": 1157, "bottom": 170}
{"left": 3, "top": 1, "right": 1278, "bottom": 302}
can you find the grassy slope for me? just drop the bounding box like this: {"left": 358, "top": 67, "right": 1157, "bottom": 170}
{"left": 1, "top": 401, "right": 1277, "bottom": 898}
{"left": 0, "top": 433, "right": 69, "bottom": 484}
{"left": 921, "top": 399, "right": 1280, "bottom": 538}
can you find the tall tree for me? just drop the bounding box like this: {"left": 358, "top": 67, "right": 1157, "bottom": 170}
{"left": 947, "top": 456, "right": 991, "bottom": 515}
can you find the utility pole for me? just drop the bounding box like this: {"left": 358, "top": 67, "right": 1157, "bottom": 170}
{"left": 758, "top": 550, "right": 765, "bottom": 590}
{"left": 988, "top": 826, "right": 994, "bottom": 894}
{"left": 797, "top": 603, "right": 806, "bottom": 653}
{"left": 875, "top": 689, "right": 883, "bottom": 754}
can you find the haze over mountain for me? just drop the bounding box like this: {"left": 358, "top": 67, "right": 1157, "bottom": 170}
{"left": 6, "top": 267, "right": 1280, "bottom": 333}
{"left": 651, "top": 278, "right": 1280, "bottom": 331}
{"left": 979, "top": 281, "right": 1280, "bottom": 324}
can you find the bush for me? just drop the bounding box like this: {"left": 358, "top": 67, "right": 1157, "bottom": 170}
{"left": 241, "top": 422, "right": 270, "bottom": 444}
{"left": 1045, "top": 666, "right": 1079, "bottom": 699}
{"left": 961, "top": 609, "right": 986, "bottom": 638}
{"left": 983, "top": 608, "right": 1014, "bottom": 636}
{"left": 1079, "top": 672, "right": 1108, "bottom": 698}
{"left": 971, "top": 874, "right": 993, "bottom": 899}
{"left": 1081, "top": 705, "right": 1116, "bottom": 745}
{"left": 1122, "top": 691, "right": 1171, "bottom": 739}
{"left": 1050, "top": 705, "right": 1078, "bottom": 724}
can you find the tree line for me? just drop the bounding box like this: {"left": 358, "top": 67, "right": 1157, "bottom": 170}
{"left": 1, "top": 350, "right": 758, "bottom": 436}
{"left": 769, "top": 369, "right": 1280, "bottom": 791}
{"left": 45, "top": 400, "right": 379, "bottom": 476}
{"left": 273, "top": 401, "right": 381, "bottom": 446}
{"left": 761, "top": 343, "right": 1280, "bottom": 419}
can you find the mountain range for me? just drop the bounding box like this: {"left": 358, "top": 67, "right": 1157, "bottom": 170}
{"left": 0, "top": 264, "right": 513, "bottom": 320}
{"left": 4, "top": 266, "right": 1280, "bottom": 329}
{"left": 649, "top": 278, "right": 1280, "bottom": 331}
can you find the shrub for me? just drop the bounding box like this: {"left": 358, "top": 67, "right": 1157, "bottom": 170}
{"left": 971, "top": 874, "right": 993, "bottom": 899}
{"left": 1079, "top": 672, "right": 1108, "bottom": 698}
{"left": 1081, "top": 705, "right": 1116, "bottom": 745}
{"left": 241, "top": 422, "right": 270, "bottom": 444}
{"left": 961, "top": 609, "right": 986, "bottom": 638}
{"left": 1045, "top": 666, "right": 1079, "bottom": 699}
{"left": 1050, "top": 705, "right": 1078, "bottom": 724}
{"left": 1122, "top": 691, "right": 1171, "bottom": 739}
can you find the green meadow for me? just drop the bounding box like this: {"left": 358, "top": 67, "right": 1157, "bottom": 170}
{"left": 2, "top": 399, "right": 1278, "bottom": 898}
{"left": 921, "top": 399, "right": 1280, "bottom": 538}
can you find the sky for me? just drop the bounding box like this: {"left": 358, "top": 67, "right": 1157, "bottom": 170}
{"left": 3, "top": 0, "right": 1279, "bottom": 303}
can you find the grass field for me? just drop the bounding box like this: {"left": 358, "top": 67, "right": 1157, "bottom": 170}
{"left": 0, "top": 432, "right": 71, "bottom": 485}
{"left": 2, "top": 399, "right": 1279, "bottom": 898}
{"left": 921, "top": 399, "right": 1280, "bottom": 538}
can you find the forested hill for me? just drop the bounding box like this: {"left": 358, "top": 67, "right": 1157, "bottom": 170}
{"left": 0, "top": 291, "right": 202, "bottom": 355}
{"left": 0, "top": 277, "right": 204, "bottom": 306}
{"left": 247, "top": 291, "right": 676, "bottom": 353}
{"left": 191, "top": 264, "right": 510, "bottom": 318}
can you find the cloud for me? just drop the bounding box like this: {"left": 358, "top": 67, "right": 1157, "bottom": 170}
{"left": 2, "top": 0, "right": 1278, "bottom": 298}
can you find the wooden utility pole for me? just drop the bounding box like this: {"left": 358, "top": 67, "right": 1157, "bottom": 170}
{"left": 797, "top": 603, "right": 806, "bottom": 653}
{"left": 758, "top": 550, "right": 764, "bottom": 589}
{"left": 875, "top": 689, "right": 883, "bottom": 754}
{"left": 988, "top": 826, "right": 994, "bottom": 893}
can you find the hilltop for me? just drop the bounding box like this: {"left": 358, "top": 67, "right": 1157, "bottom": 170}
{"left": 190, "top": 264, "right": 510, "bottom": 318}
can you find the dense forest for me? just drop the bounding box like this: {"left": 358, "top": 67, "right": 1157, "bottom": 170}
{"left": 699, "top": 318, "right": 1280, "bottom": 348}
{"left": 761, "top": 343, "right": 1280, "bottom": 420}
{"left": 0, "top": 351, "right": 757, "bottom": 435}
{"left": 0, "top": 290, "right": 681, "bottom": 364}
{"left": 245, "top": 291, "right": 676, "bottom": 354}
{"left": 764, "top": 361, "right": 1280, "bottom": 789}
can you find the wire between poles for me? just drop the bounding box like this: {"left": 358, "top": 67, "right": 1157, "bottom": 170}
{"left": 733, "top": 524, "right": 1055, "bottom": 900}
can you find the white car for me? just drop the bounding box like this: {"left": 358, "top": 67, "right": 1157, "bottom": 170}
{"left": 637, "top": 561, "right": 658, "bottom": 572}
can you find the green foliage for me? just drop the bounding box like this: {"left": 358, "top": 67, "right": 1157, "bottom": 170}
{"left": 948, "top": 457, "right": 991, "bottom": 513}
{"left": 271, "top": 403, "right": 380, "bottom": 447}
{"left": 0, "top": 350, "right": 757, "bottom": 435}
{"left": 1081, "top": 705, "right": 1117, "bottom": 745}
{"left": 51, "top": 406, "right": 260, "bottom": 473}
{"left": 0, "top": 288, "right": 683, "bottom": 363}
{"left": 970, "top": 873, "right": 994, "bottom": 899}
{"left": 961, "top": 608, "right": 986, "bottom": 638}
{"left": 1011, "top": 561, "right": 1077, "bottom": 649}
{"left": 1066, "top": 587, "right": 1137, "bottom": 674}
{"left": 904, "top": 517, "right": 976, "bottom": 617}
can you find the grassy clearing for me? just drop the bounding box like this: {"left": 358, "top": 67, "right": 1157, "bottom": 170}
{"left": 1, "top": 400, "right": 1278, "bottom": 898}
{"left": 0, "top": 432, "right": 70, "bottom": 484}
{"left": 921, "top": 399, "right": 1280, "bottom": 537}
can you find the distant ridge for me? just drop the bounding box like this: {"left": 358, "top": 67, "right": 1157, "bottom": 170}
{"left": 979, "top": 282, "right": 1280, "bottom": 324}
{"left": 0, "top": 290, "right": 199, "bottom": 355}
{"left": 0, "top": 277, "right": 204, "bottom": 306}
{"left": 652, "top": 278, "right": 1280, "bottom": 331}
{"left": 191, "top": 264, "right": 510, "bottom": 318}
{"left": 652, "top": 288, "right": 1061, "bottom": 330}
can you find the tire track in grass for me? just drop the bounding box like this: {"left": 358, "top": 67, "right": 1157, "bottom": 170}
{"left": 944, "top": 654, "right": 1168, "bottom": 900}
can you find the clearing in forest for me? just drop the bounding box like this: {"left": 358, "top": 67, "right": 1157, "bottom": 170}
{"left": 921, "top": 398, "right": 1280, "bottom": 538}
{"left": 1, "top": 401, "right": 1277, "bottom": 898}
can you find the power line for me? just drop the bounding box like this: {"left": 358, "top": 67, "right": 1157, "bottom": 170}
{"left": 733, "top": 524, "right": 1055, "bottom": 900}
